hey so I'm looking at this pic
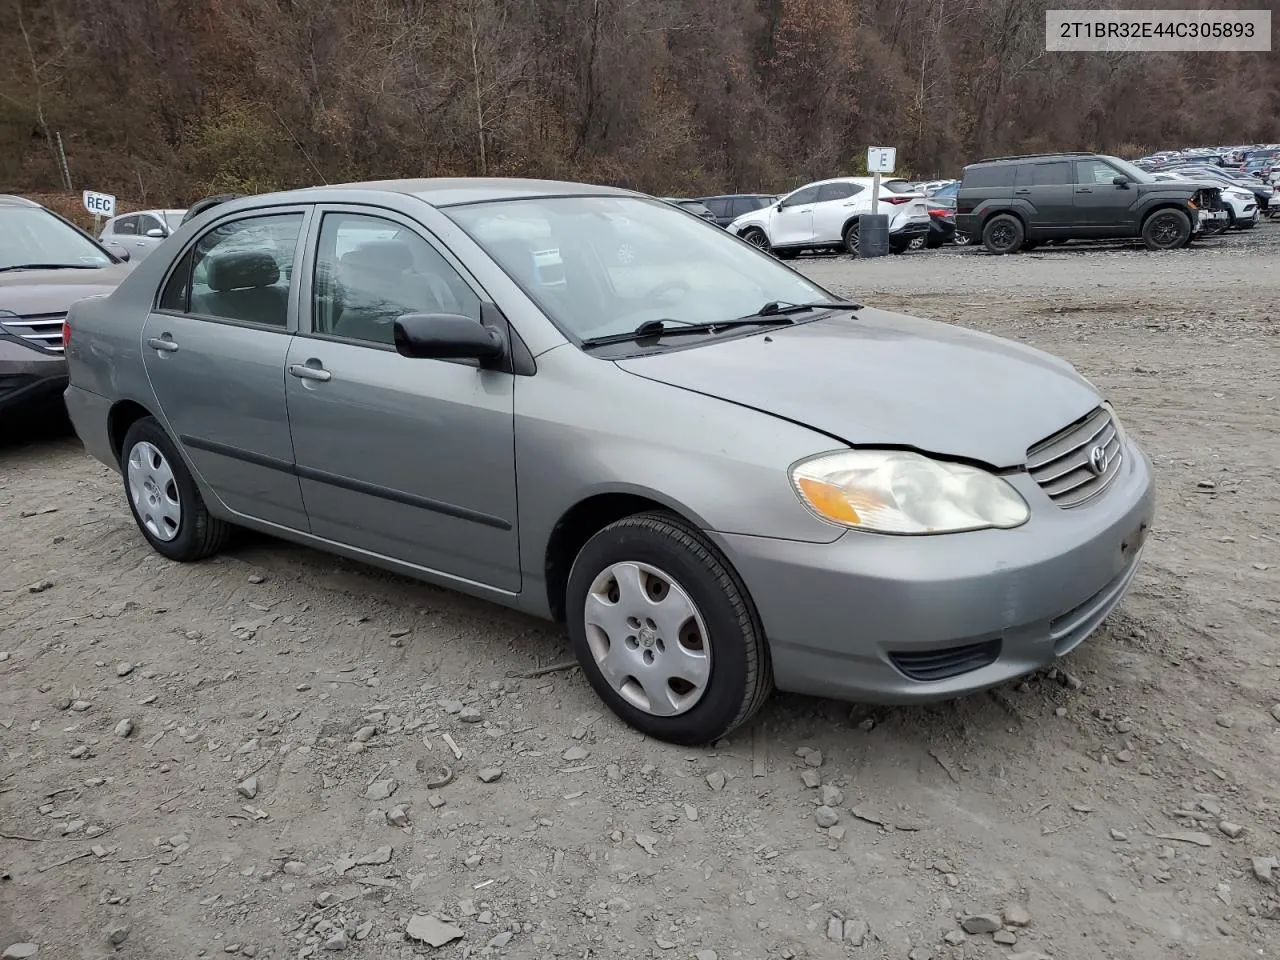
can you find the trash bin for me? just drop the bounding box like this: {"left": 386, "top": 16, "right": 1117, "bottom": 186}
{"left": 857, "top": 214, "right": 890, "bottom": 258}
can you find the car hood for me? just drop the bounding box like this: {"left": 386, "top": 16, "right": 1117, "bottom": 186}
{"left": 0, "top": 264, "right": 132, "bottom": 315}
{"left": 614, "top": 309, "right": 1102, "bottom": 469}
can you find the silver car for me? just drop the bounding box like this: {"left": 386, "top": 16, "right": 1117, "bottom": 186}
{"left": 62, "top": 178, "right": 1156, "bottom": 745}
{"left": 99, "top": 209, "right": 186, "bottom": 262}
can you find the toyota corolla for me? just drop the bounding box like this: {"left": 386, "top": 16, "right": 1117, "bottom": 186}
{"left": 62, "top": 178, "right": 1156, "bottom": 745}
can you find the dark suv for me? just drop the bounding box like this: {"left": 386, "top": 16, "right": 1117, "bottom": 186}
{"left": 956, "top": 152, "right": 1226, "bottom": 254}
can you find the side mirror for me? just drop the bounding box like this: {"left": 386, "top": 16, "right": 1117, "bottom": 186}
{"left": 1112, "top": 175, "right": 1129, "bottom": 188}
{"left": 393, "top": 313, "right": 506, "bottom": 364}
{"left": 103, "top": 241, "right": 131, "bottom": 262}
{"left": 776, "top": 202, "right": 785, "bottom": 212}
{"left": 145, "top": 227, "right": 166, "bottom": 238}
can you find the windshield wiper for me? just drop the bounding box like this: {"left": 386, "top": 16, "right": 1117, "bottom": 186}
{"left": 580, "top": 316, "right": 798, "bottom": 348}
{"left": 0, "top": 263, "right": 103, "bottom": 273}
{"left": 745, "top": 299, "right": 862, "bottom": 318}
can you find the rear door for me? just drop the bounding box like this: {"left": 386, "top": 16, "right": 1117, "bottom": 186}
{"left": 284, "top": 205, "right": 521, "bottom": 591}
{"left": 1015, "top": 160, "right": 1075, "bottom": 232}
{"left": 142, "top": 208, "right": 311, "bottom": 529}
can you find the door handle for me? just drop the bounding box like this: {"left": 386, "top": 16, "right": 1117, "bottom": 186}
{"left": 1076, "top": 188, "right": 1093, "bottom": 194}
{"left": 1014, "top": 189, "right": 1031, "bottom": 195}
{"left": 289, "top": 362, "right": 332, "bottom": 383}
{"left": 147, "top": 336, "right": 179, "bottom": 353}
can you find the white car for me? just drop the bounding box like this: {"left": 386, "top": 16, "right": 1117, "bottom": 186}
{"left": 1150, "top": 173, "right": 1257, "bottom": 229}
{"left": 726, "top": 177, "right": 932, "bottom": 258}
{"left": 98, "top": 209, "right": 186, "bottom": 262}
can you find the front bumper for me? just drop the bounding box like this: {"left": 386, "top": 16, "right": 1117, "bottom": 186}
{"left": 0, "top": 338, "right": 68, "bottom": 415}
{"left": 712, "top": 440, "right": 1156, "bottom": 703}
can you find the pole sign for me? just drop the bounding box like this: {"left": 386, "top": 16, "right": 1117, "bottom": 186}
{"left": 82, "top": 190, "right": 116, "bottom": 219}
{"left": 866, "top": 147, "right": 897, "bottom": 174}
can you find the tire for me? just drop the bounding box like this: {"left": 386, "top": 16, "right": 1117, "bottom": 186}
{"left": 1141, "top": 208, "right": 1191, "bottom": 251}
{"left": 119, "top": 417, "right": 230, "bottom": 562}
{"left": 740, "top": 228, "right": 770, "bottom": 254}
{"left": 565, "top": 511, "right": 772, "bottom": 746}
{"left": 889, "top": 240, "right": 909, "bottom": 254}
{"left": 842, "top": 222, "right": 860, "bottom": 255}
{"left": 925, "top": 234, "right": 944, "bottom": 249}
{"left": 981, "top": 214, "right": 1024, "bottom": 254}
{"left": 773, "top": 247, "right": 798, "bottom": 260}
{"left": 1238, "top": 216, "right": 1257, "bottom": 230}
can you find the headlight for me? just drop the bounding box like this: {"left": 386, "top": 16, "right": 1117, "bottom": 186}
{"left": 789, "top": 450, "right": 1029, "bottom": 535}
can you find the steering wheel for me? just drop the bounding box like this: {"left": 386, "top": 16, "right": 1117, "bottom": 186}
{"left": 641, "top": 279, "right": 692, "bottom": 304}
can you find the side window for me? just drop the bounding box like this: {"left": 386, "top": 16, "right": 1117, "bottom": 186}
{"left": 701, "top": 198, "right": 728, "bottom": 218}
{"left": 1075, "top": 159, "right": 1119, "bottom": 185}
{"left": 962, "top": 165, "right": 1015, "bottom": 189}
{"left": 158, "top": 246, "right": 195, "bottom": 312}
{"left": 784, "top": 186, "right": 822, "bottom": 207}
{"left": 187, "top": 213, "right": 303, "bottom": 328}
{"left": 816, "top": 183, "right": 855, "bottom": 202}
{"left": 1019, "top": 161, "right": 1072, "bottom": 186}
{"left": 729, "top": 198, "right": 753, "bottom": 218}
{"left": 312, "top": 213, "right": 482, "bottom": 347}
{"left": 113, "top": 216, "right": 138, "bottom": 237}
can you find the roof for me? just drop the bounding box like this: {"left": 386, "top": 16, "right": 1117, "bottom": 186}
{"left": 0, "top": 194, "right": 41, "bottom": 208}
{"left": 970, "top": 152, "right": 1099, "bottom": 165}
{"left": 320, "top": 177, "right": 638, "bottom": 207}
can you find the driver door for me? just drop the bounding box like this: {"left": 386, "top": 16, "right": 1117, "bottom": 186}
{"left": 769, "top": 185, "right": 821, "bottom": 246}
{"left": 812, "top": 182, "right": 863, "bottom": 242}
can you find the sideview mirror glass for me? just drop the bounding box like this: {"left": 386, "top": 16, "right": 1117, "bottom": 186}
{"left": 145, "top": 227, "right": 166, "bottom": 238}
{"left": 1112, "top": 175, "right": 1129, "bottom": 187}
{"left": 103, "top": 241, "right": 131, "bottom": 262}
{"left": 393, "top": 313, "right": 505, "bottom": 363}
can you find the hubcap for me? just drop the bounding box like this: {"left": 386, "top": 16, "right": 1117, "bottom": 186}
{"left": 746, "top": 231, "right": 768, "bottom": 250}
{"left": 990, "top": 223, "right": 1015, "bottom": 248}
{"left": 126, "top": 440, "right": 182, "bottom": 541}
{"left": 583, "top": 561, "right": 711, "bottom": 717}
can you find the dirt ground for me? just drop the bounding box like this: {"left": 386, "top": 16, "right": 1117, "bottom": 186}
{"left": 3, "top": 225, "right": 1279, "bottom": 960}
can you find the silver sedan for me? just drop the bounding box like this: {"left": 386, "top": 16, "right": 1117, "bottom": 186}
{"left": 62, "top": 178, "right": 1156, "bottom": 745}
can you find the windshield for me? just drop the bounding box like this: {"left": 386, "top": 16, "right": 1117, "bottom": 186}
{"left": 444, "top": 195, "right": 835, "bottom": 343}
{"left": 0, "top": 207, "right": 114, "bottom": 270}
{"left": 1103, "top": 157, "right": 1155, "bottom": 184}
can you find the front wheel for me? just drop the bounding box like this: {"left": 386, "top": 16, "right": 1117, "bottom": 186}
{"left": 1141, "top": 208, "right": 1192, "bottom": 250}
{"left": 565, "top": 512, "right": 772, "bottom": 746}
{"left": 740, "top": 228, "right": 771, "bottom": 254}
{"left": 120, "top": 417, "right": 230, "bottom": 561}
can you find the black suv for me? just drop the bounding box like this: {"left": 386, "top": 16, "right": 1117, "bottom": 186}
{"left": 696, "top": 194, "right": 778, "bottom": 228}
{"left": 956, "top": 152, "right": 1225, "bottom": 254}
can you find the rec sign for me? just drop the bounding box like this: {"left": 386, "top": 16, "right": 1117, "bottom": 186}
{"left": 82, "top": 190, "right": 117, "bottom": 218}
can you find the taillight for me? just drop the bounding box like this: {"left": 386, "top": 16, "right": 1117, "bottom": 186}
{"left": 881, "top": 196, "right": 913, "bottom": 205}
{"left": 62, "top": 320, "right": 71, "bottom": 348}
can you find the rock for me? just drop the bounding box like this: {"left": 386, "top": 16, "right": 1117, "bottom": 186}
{"left": 69, "top": 745, "right": 89, "bottom": 759}
{"left": 356, "top": 845, "right": 393, "bottom": 865}
{"left": 1251, "top": 856, "right": 1277, "bottom": 882}
{"left": 352, "top": 726, "right": 377, "bottom": 743}
{"left": 908, "top": 949, "right": 932, "bottom": 960}
{"left": 114, "top": 719, "right": 135, "bottom": 739}
{"left": 1003, "top": 904, "right": 1032, "bottom": 927}
{"left": 363, "top": 779, "right": 397, "bottom": 800}
{"left": 106, "top": 926, "right": 130, "bottom": 947}
{"left": 2, "top": 945, "right": 39, "bottom": 959}
{"left": 1219, "top": 821, "right": 1244, "bottom": 839}
{"left": 994, "top": 929, "right": 1018, "bottom": 945}
{"left": 828, "top": 825, "right": 846, "bottom": 841}
{"left": 695, "top": 951, "right": 718, "bottom": 960}
{"left": 634, "top": 834, "right": 659, "bottom": 856}
{"left": 683, "top": 804, "right": 698, "bottom": 821}
{"left": 814, "top": 806, "right": 839, "bottom": 828}
{"left": 27, "top": 579, "right": 54, "bottom": 593}
{"left": 803, "top": 749, "right": 823, "bottom": 768}
{"left": 706, "top": 771, "right": 727, "bottom": 791}
{"left": 440, "top": 700, "right": 464, "bottom": 714}
{"left": 844, "top": 919, "right": 868, "bottom": 946}
{"left": 282, "top": 860, "right": 306, "bottom": 875}
{"left": 826, "top": 918, "right": 843, "bottom": 941}
{"left": 942, "top": 930, "right": 966, "bottom": 946}
{"left": 1115, "top": 749, "right": 1133, "bottom": 763}
{"left": 562, "top": 746, "right": 589, "bottom": 762}
{"left": 387, "top": 805, "right": 410, "bottom": 827}
{"left": 1115, "top": 719, "right": 1134, "bottom": 733}
{"left": 70, "top": 700, "right": 91, "bottom": 713}
{"left": 800, "top": 770, "right": 821, "bottom": 788}
{"left": 605, "top": 763, "right": 622, "bottom": 781}
{"left": 237, "top": 776, "right": 258, "bottom": 799}
{"left": 1109, "top": 828, "right": 1128, "bottom": 842}
{"left": 247, "top": 573, "right": 266, "bottom": 584}
{"left": 961, "top": 914, "right": 1002, "bottom": 934}
{"left": 477, "top": 768, "right": 503, "bottom": 783}
{"left": 405, "top": 915, "right": 464, "bottom": 947}
{"left": 487, "top": 931, "right": 514, "bottom": 949}
{"left": 115, "top": 662, "right": 134, "bottom": 677}
{"left": 819, "top": 784, "right": 844, "bottom": 806}
{"left": 459, "top": 706, "right": 483, "bottom": 723}
{"left": 323, "top": 930, "right": 348, "bottom": 951}
{"left": 1215, "top": 714, "right": 1234, "bottom": 729}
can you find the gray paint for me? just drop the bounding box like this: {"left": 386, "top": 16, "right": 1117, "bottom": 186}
{"left": 62, "top": 177, "right": 1157, "bottom": 706}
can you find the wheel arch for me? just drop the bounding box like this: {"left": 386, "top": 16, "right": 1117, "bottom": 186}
{"left": 108, "top": 398, "right": 159, "bottom": 461}
{"left": 1139, "top": 201, "right": 1192, "bottom": 227}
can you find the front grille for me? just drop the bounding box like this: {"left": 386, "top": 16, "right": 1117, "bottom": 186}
{"left": 1026, "top": 405, "right": 1123, "bottom": 508}
{"left": 890, "top": 639, "right": 1001, "bottom": 682}
{"left": 0, "top": 312, "right": 66, "bottom": 354}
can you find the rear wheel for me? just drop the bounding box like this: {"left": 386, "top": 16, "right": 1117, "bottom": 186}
{"left": 1141, "top": 208, "right": 1191, "bottom": 250}
{"left": 981, "top": 214, "right": 1024, "bottom": 254}
{"left": 842, "top": 222, "right": 860, "bottom": 255}
{"left": 566, "top": 512, "right": 772, "bottom": 746}
{"left": 120, "top": 417, "right": 230, "bottom": 562}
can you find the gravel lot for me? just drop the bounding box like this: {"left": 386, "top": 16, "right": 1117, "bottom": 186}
{"left": 2, "top": 223, "right": 1279, "bottom": 960}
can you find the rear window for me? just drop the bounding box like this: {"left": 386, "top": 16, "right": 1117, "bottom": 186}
{"left": 882, "top": 179, "right": 914, "bottom": 194}
{"left": 961, "top": 164, "right": 1016, "bottom": 189}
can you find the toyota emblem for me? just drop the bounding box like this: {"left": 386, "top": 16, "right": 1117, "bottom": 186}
{"left": 1088, "top": 445, "right": 1109, "bottom": 476}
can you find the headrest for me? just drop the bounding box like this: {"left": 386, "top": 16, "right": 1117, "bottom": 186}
{"left": 341, "top": 239, "right": 414, "bottom": 273}
{"left": 206, "top": 250, "right": 280, "bottom": 291}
